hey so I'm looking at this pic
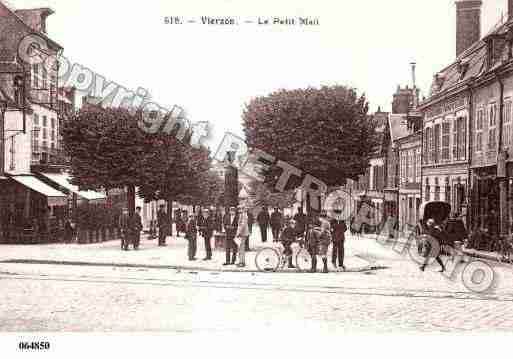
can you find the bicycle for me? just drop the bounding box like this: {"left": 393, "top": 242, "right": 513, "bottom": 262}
{"left": 254, "top": 237, "right": 311, "bottom": 272}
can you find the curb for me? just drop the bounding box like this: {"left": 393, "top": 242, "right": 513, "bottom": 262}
{"left": 0, "top": 259, "right": 381, "bottom": 274}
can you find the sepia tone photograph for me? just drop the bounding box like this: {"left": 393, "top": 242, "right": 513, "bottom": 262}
{"left": 1, "top": 0, "right": 512, "bottom": 357}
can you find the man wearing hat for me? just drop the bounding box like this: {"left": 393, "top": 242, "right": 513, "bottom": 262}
{"left": 280, "top": 219, "right": 298, "bottom": 269}
{"left": 157, "top": 204, "right": 169, "bottom": 246}
{"left": 223, "top": 207, "right": 239, "bottom": 265}
{"left": 198, "top": 208, "right": 215, "bottom": 260}
{"left": 330, "top": 209, "right": 347, "bottom": 270}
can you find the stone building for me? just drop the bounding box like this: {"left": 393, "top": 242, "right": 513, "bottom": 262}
{"left": 420, "top": 0, "right": 513, "bottom": 238}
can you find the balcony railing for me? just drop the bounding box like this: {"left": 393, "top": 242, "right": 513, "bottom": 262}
{"left": 31, "top": 147, "right": 70, "bottom": 167}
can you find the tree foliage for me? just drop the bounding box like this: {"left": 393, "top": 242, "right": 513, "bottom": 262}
{"left": 242, "top": 85, "right": 376, "bottom": 189}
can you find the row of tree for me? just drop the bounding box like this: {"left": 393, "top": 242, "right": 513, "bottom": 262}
{"left": 62, "top": 84, "right": 377, "bottom": 224}
{"left": 61, "top": 107, "right": 224, "bottom": 225}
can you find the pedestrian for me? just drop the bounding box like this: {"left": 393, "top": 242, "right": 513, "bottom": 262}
{"left": 198, "top": 208, "right": 215, "bottom": 260}
{"left": 307, "top": 214, "right": 332, "bottom": 273}
{"left": 247, "top": 209, "right": 254, "bottom": 234}
{"left": 330, "top": 209, "right": 347, "bottom": 271}
{"left": 420, "top": 218, "right": 446, "bottom": 272}
{"left": 223, "top": 207, "right": 239, "bottom": 265}
{"left": 185, "top": 214, "right": 198, "bottom": 260}
{"left": 280, "top": 219, "right": 298, "bottom": 269}
{"left": 236, "top": 206, "right": 250, "bottom": 267}
{"left": 130, "top": 207, "right": 143, "bottom": 250}
{"left": 270, "top": 207, "right": 283, "bottom": 242}
{"left": 157, "top": 204, "right": 169, "bottom": 246}
{"left": 119, "top": 207, "right": 130, "bottom": 250}
{"left": 293, "top": 207, "right": 307, "bottom": 239}
{"left": 64, "top": 218, "right": 75, "bottom": 243}
{"left": 256, "top": 206, "right": 270, "bottom": 243}
{"left": 174, "top": 209, "right": 183, "bottom": 236}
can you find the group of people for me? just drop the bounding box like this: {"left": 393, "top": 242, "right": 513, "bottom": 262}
{"left": 119, "top": 203, "right": 352, "bottom": 273}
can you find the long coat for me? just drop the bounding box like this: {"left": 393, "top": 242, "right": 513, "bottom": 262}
{"left": 223, "top": 213, "right": 239, "bottom": 240}
{"left": 330, "top": 219, "right": 347, "bottom": 242}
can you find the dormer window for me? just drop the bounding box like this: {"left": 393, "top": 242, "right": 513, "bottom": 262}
{"left": 457, "top": 59, "right": 470, "bottom": 80}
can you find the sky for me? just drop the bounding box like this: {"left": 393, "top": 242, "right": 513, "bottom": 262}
{"left": 5, "top": 0, "right": 508, "bottom": 147}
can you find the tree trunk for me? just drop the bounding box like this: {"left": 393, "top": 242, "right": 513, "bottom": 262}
{"left": 167, "top": 197, "right": 173, "bottom": 237}
{"left": 127, "top": 185, "right": 136, "bottom": 217}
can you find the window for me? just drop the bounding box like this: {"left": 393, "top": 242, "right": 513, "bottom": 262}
{"left": 42, "top": 66, "right": 47, "bottom": 90}
{"left": 42, "top": 115, "right": 47, "bottom": 127}
{"left": 33, "top": 113, "right": 39, "bottom": 126}
{"left": 504, "top": 100, "right": 512, "bottom": 148}
{"left": 429, "top": 127, "right": 435, "bottom": 163}
{"left": 416, "top": 148, "right": 421, "bottom": 183}
{"left": 32, "top": 63, "right": 40, "bottom": 88}
{"left": 51, "top": 130, "right": 55, "bottom": 141}
{"left": 434, "top": 124, "right": 441, "bottom": 163}
{"left": 425, "top": 186, "right": 430, "bottom": 201}
{"left": 442, "top": 122, "right": 450, "bottom": 161}
{"left": 42, "top": 128, "right": 47, "bottom": 139}
{"left": 489, "top": 104, "right": 497, "bottom": 150}
{"left": 476, "top": 108, "right": 484, "bottom": 152}
{"left": 454, "top": 117, "right": 467, "bottom": 160}
{"left": 446, "top": 184, "right": 451, "bottom": 205}
{"left": 434, "top": 186, "right": 440, "bottom": 201}
{"left": 51, "top": 118, "right": 55, "bottom": 128}
{"left": 423, "top": 129, "right": 429, "bottom": 164}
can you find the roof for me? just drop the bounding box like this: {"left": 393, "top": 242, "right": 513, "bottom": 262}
{"left": 0, "top": 1, "right": 62, "bottom": 51}
{"left": 424, "top": 17, "right": 512, "bottom": 103}
{"left": 388, "top": 114, "right": 410, "bottom": 142}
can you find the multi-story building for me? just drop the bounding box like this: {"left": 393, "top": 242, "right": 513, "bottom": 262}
{"left": 419, "top": 0, "right": 513, "bottom": 239}
{"left": 0, "top": 2, "right": 69, "bottom": 227}
{"left": 418, "top": 0, "right": 484, "bottom": 227}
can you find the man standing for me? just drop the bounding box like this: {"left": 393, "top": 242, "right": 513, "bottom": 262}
{"left": 119, "top": 207, "right": 130, "bottom": 250}
{"left": 236, "top": 207, "right": 250, "bottom": 267}
{"left": 185, "top": 214, "right": 198, "bottom": 261}
{"left": 293, "top": 207, "right": 307, "bottom": 239}
{"left": 279, "top": 219, "right": 298, "bottom": 269}
{"left": 256, "top": 206, "right": 270, "bottom": 243}
{"left": 270, "top": 207, "right": 283, "bottom": 242}
{"left": 130, "top": 207, "right": 143, "bottom": 250}
{"left": 307, "top": 214, "right": 332, "bottom": 273}
{"left": 330, "top": 209, "right": 347, "bottom": 271}
{"left": 223, "top": 207, "right": 239, "bottom": 265}
{"left": 198, "top": 208, "right": 215, "bottom": 260}
{"left": 157, "top": 204, "right": 168, "bottom": 246}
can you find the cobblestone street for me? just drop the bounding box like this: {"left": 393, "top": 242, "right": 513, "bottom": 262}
{"left": 1, "top": 233, "right": 512, "bottom": 332}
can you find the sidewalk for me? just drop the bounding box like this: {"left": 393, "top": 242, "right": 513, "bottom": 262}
{"left": 358, "top": 232, "right": 508, "bottom": 264}
{"left": 0, "top": 231, "right": 374, "bottom": 273}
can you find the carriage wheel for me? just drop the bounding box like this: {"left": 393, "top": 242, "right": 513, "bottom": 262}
{"left": 255, "top": 248, "right": 281, "bottom": 272}
{"left": 295, "top": 248, "right": 311, "bottom": 272}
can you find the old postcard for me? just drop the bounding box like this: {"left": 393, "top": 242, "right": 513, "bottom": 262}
{"left": 0, "top": 0, "right": 511, "bottom": 357}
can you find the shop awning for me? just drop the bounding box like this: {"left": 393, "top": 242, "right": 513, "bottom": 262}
{"left": 40, "top": 172, "right": 106, "bottom": 202}
{"left": 11, "top": 175, "right": 67, "bottom": 206}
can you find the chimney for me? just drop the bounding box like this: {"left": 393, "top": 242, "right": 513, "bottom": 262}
{"left": 455, "top": 0, "right": 482, "bottom": 57}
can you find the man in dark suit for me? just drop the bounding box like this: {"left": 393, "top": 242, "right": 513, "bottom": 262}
{"left": 198, "top": 208, "right": 215, "bottom": 260}
{"left": 270, "top": 208, "right": 283, "bottom": 242}
{"left": 119, "top": 207, "right": 130, "bottom": 250}
{"left": 157, "top": 204, "right": 168, "bottom": 246}
{"left": 256, "top": 206, "right": 270, "bottom": 243}
{"left": 223, "top": 207, "right": 239, "bottom": 265}
{"left": 185, "top": 214, "right": 198, "bottom": 260}
{"left": 130, "top": 206, "right": 143, "bottom": 250}
{"left": 330, "top": 210, "right": 347, "bottom": 270}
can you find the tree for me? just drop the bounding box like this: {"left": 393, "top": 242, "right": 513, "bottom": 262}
{"left": 242, "top": 85, "right": 376, "bottom": 213}
{"left": 243, "top": 86, "right": 375, "bottom": 185}
{"left": 247, "top": 179, "right": 296, "bottom": 209}
{"left": 61, "top": 107, "right": 152, "bottom": 215}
